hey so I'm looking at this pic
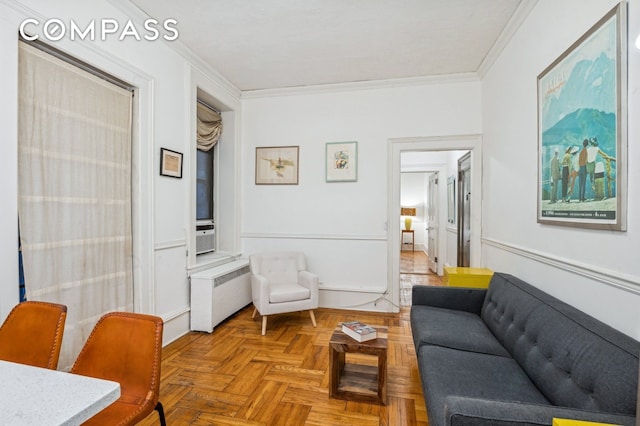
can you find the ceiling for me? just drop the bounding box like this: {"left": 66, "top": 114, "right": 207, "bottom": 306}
{"left": 128, "top": 0, "right": 524, "bottom": 92}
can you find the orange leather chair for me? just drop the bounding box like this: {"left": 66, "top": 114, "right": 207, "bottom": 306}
{"left": 0, "top": 300, "right": 67, "bottom": 369}
{"left": 70, "top": 312, "right": 166, "bottom": 426}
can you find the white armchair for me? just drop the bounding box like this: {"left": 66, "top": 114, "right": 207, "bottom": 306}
{"left": 249, "top": 251, "right": 319, "bottom": 335}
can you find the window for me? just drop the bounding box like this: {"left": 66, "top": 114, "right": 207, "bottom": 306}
{"left": 196, "top": 149, "right": 214, "bottom": 223}
{"left": 195, "top": 101, "right": 222, "bottom": 255}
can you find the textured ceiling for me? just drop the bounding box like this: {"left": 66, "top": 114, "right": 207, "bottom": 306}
{"left": 129, "top": 0, "right": 523, "bottom": 91}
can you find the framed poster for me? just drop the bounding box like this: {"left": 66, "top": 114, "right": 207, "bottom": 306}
{"left": 326, "top": 141, "right": 357, "bottom": 182}
{"left": 160, "top": 148, "right": 183, "bottom": 178}
{"left": 537, "top": 3, "right": 627, "bottom": 231}
{"left": 255, "top": 146, "right": 299, "bottom": 185}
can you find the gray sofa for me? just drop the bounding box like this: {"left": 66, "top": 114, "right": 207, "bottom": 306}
{"left": 410, "top": 272, "right": 639, "bottom": 426}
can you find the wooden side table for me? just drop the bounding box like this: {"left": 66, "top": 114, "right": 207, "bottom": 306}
{"left": 329, "top": 326, "right": 388, "bottom": 405}
{"left": 401, "top": 230, "right": 414, "bottom": 251}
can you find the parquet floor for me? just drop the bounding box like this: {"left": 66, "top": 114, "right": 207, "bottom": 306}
{"left": 137, "top": 306, "right": 428, "bottom": 426}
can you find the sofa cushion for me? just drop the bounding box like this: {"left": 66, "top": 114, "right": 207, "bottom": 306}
{"left": 511, "top": 304, "right": 639, "bottom": 415}
{"left": 418, "top": 345, "right": 549, "bottom": 426}
{"left": 482, "top": 273, "right": 640, "bottom": 416}
{"left": 481, "top": 273, "right": 546, "bottom": 354}
{"left": 411, "top": 305, "right": 509, "bottom": 357}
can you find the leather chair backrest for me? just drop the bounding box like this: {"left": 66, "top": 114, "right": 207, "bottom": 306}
{"left": 70, "top": 312, "right": 163, "bottom": 406}
{"left": 0, "top": 301, "right": 67, "bottom": 369}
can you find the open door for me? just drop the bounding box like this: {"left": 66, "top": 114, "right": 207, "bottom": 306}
{"left": 457, "top": 153, "right": 471, "bottom": 267}
{"left": 427, "top": 173, "right": 438, "bottom": 273}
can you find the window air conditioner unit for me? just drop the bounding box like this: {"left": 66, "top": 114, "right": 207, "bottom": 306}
{"left": 196, "top": 222, "right": 215, "bottom": 255}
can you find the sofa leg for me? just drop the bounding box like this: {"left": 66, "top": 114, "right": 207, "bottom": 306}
{"left": 261, "top": 316, "right": 267, "bottom": 335}
{"left": 309, "top": 310, "right": 317, "bottom": 327}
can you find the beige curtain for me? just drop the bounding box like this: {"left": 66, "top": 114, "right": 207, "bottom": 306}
{"left": 197, "top": 102, "right": 222, "bottom": 151}
{"left": 18, "top": 42, "right": 133, "bottom": 370}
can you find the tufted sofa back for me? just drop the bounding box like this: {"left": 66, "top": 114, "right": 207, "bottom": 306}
{"left": 249, "top": 251, "right": 307, "bottom": 284}
{"left": 481, "top": 273, "right": 639, "bottom": 416}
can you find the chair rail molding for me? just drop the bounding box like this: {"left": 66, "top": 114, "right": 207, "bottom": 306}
{"left": 482, "top": 237, "right": 640, "bottom": 295}
{"left": 241, "top": 232, "right": 387, "bottom": 241}
{"left": 154, "top": 239, "right": 187, "bottom": 251}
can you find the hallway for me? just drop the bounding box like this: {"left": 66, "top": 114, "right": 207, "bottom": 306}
{"left": 400, "top": 250, "right": 443, "bottom": 306}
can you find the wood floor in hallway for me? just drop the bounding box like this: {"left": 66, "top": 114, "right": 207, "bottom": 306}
{"left": 400, "top": 251, "right": 443, "bottom": 307}
{"left": 137, "top": 306, "right": 428, "bottom": 426}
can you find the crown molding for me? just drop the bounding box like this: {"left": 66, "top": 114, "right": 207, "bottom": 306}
{"left": 241, "top": 72, "right": 480, "bottom": 100}
{"left": 477, "top": 0, "right": 539, "bottom": 78}
{"left": 107, "top": 0, "right": 241, "bottom": 101}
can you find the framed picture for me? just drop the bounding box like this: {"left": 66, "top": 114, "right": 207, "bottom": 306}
{"left": 537, "top": 3, "right": 627, "bottom": 231}
{"left": 447, "top": 176, "right": 456, "bottom": 224}
{"left": 255, "top": 146, "right": 299, "bottom": 185}
{"left": 326, "top": 141, "right": 357, "bottom": 182}
{"left": 160, "top": 148, "right": 183, "bottom": 178}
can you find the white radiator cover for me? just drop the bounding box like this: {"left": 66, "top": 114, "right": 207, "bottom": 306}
{"left": 190, "top": 259, "right": 252, "bottom": 332}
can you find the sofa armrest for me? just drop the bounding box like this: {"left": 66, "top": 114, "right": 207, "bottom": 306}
{"left": 444, "top": 397, "right": 636, "bottom": 426}
{"left": 412, "top": 286, "right": 487, "bottom": 315}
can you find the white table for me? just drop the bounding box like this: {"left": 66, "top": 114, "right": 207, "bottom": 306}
{"left": 0, "top": 360, "right": 120, "bottom": 425}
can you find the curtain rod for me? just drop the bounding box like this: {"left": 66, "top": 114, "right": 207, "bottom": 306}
{"left": 19, "top": 34, "right": 135, "bottom": 93}
{"left": 197, "top": 99, "right": 220, "bottom": 114}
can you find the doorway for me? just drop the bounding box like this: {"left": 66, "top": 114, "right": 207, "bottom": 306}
{"left": 399, "top": 170, "right": 441, "bottom": 307}
{"left": 388, "top": 135, "right": 482, "bottom": 312}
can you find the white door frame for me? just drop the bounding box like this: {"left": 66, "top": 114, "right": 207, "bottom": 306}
{"left": 427, "top": 172, "right": 439, "bottom": 273}
{"left": 387, "top": 135, "right": 482, "bottom": 311}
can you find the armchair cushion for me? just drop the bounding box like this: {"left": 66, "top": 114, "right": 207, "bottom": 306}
{"left": 269, "top": 282, "right": 311, "bottom": 303}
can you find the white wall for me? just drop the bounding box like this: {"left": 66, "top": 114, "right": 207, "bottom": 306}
{"left": 0, "top": 0, "right": 241, "bottom": 345}
{"left": 241, "top": 83, "right": 482, "bottom": 311}
{"left": 0, "top": 9, "right": 20, "bottom": 320}
{"left": 482, "top": 0, "right": 640, "bottom": 339}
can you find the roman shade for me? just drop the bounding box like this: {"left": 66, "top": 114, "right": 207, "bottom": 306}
{"left": 197, "top": 102, "right": 222, "bottom": 151}
{"left": 18, "top": 42, "right": 134, "bottom": 369}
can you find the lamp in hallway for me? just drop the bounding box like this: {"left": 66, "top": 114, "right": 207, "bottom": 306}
{"left": 401, "top": 207, "right": 416, "bottom": 230}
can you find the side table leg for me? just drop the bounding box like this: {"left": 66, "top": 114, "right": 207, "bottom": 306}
{"left": 378, "top": 349, "right": 387, "bottom": 405}
{"left": 329, "top": 345, "right": 345, "bottom": 398}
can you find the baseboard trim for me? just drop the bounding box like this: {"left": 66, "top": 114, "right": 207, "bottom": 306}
{"left": 482, "top": 237, "right": 640, "bottom": 295}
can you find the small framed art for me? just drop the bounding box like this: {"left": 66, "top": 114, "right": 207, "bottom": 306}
{"left": 160, "top": 148, "right": 183, "bottom": 178}
{"left": 255, "top": 146, "right": 299, "bottom": 185}
{"left": 326, "top": 141, "right": 357, "bottom": 182}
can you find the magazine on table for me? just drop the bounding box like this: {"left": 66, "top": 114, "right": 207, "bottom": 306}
{"left": 341, "top": 321, "right": 377, "bottom": 342}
